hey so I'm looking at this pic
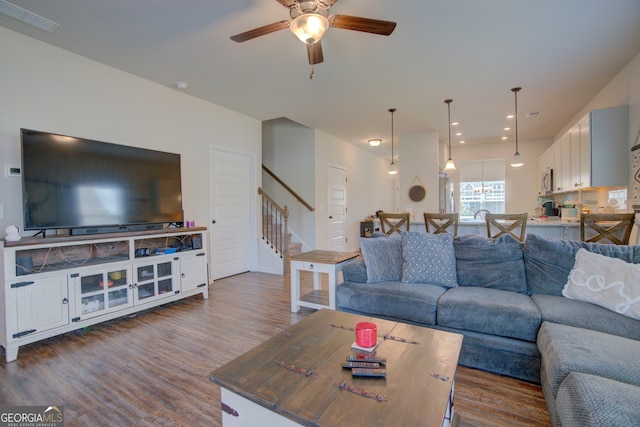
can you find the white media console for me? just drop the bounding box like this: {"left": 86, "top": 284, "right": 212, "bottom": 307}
{"left": 0, "top": 227, "right": 209, "bottom": 362}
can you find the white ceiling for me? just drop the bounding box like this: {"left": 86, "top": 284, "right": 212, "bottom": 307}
{"left": 2, "top": 0, "right": 640, "bottom": 158}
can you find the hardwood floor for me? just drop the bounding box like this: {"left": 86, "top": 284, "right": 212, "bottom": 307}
{"left": 0, "top": 272, "right": 551, "bottom": 426}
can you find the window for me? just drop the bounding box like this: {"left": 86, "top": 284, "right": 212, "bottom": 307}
{"left": 459, "top": 159, "right": 505, "bottom": 220}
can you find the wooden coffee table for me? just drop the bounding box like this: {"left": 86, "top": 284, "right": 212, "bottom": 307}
{"left": 289, "top": 250, "right": 359, "bottom": 312}
{"left": 210, "top": 309, "right": 463, "bottom": 427}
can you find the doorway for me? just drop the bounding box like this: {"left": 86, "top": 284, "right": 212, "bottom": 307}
{"left": 327, "top": 165, "right": 347, "bottom": 251}
{"left": 209, "top": 147, "right": 254, "bottom": 280}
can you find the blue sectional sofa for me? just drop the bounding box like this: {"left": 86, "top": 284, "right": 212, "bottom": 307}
{"left": 336, "top": 232, "right": 640, "bottom": 426}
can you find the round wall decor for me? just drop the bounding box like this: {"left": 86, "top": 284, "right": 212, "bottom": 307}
{"left": 408, "top": 176, "right": 426, "bottom": 202}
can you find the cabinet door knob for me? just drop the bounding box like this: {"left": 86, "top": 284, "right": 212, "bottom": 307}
{"left": 62, "top": 298, "right": 68, "bottom": 304}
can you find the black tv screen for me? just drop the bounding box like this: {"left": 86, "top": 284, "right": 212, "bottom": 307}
{"left": 21, "top": 129, "right": 183, "bottom": 232}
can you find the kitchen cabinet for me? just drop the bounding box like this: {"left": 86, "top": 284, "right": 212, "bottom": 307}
{"left": 538, "top": 105, "right": 628, "bottom": 194}
{"left": 560, "top": 133, "right": 571, "bottom": 192}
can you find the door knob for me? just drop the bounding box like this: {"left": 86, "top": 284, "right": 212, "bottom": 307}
{"left": 212, "top": 219, "right": 216, "bottom": 224}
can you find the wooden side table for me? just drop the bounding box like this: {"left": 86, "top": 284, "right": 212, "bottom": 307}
{"left": 289, "top": 250, "right": 359, "bottom": 313}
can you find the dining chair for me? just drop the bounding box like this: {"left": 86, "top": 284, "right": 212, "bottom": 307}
{"left": 378, "top": 212, "right": 411, "bottom": 235}
{"left": 485, "top": 213, "right": 528, "bottom": 242}
{"left": 580, "top": 213, "right": 635, "bottom": 245}
{"left": 423, "top": 213, "right": 459, "bottom": 237}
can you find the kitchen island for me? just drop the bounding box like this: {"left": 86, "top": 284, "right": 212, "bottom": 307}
{"left": 398, "top": 218, "right": 581, "bottom": 240}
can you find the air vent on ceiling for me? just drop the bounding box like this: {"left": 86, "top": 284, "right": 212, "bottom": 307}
{"left": 526, "top": 111, "right": 541, "bottom": 118}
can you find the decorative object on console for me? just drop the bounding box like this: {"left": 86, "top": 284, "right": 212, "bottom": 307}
{"left": 4, "top": 225, "right": 21, "bottom": 241}
{"left": 510, "top": 87, "right": 524, "bottom": 167}
{"left": 444, "top": 99, "right": 456, "bottom": 171}
{"left": 387, "top": 108, "right": 398, "bottom": 175}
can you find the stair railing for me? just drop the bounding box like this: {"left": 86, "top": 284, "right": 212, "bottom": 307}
{"left": 258, "top": 188, "right": 290, "bottom": 273}
{"left": 262, "top": 165, "right": 315, "bottom": 212}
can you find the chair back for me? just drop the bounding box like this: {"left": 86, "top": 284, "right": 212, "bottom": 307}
{"left": 580, "top": 213, "right": 635, "bottom": 245}
{"left": 378, "top": 212, "right": 411, "bottom": 235}
{"left": 424, "top": 213, "right": 459, "bottom": 237}
{"left": 485, "top": 213, "right": 528, "bottom": 242}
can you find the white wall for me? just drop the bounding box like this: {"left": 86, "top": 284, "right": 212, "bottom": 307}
{"left": 314, "top": 130, "right": 396, "bottom": 252}
{"left": 396, "top": 131, "right": 440, "bottom": 219}
{"left": 0, "top": 28, "right": 262, "bottom": 260}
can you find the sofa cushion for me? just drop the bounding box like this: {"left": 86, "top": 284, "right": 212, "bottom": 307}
{"left": 523, "top": 234, "right": 640, "bottom": 296}
{"left": 556, "top": 372, "right": 640, "bottom": 427}
{"left": 437, "top": 287, "right": 541, "bottom": 342}
{"left": 359, "top": 235, "right": 403, "bottom": 283}
{"left": 341, "top": 258, "right": 367, "bottom": 283}
{"left": 336, "top": 280, "right": 447, "bottom": 325}
{"left": 538, "top": 322, "right": 640, "bottom": 402}
{"left": 531, "top": 294, "right": 640, "bottom": 341}
{"left": 563, "top": 248, "right": 640, "bottom": 321}
{"left": 454, "top": 234, "right": 527, "bottom": 293}
{"left": 401, "top": 232, "right": 457, "bottom": 288}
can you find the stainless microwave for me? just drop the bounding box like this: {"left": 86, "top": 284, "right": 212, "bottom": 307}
{"left": 542, "top": 168, "right": 554, "bottom": 193}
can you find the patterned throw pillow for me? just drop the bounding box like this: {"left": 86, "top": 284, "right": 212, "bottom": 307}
{"left": 401, "top": 232, "right": 458, "bottom": 288}
{"left": 359, "top": 236, "right": 403, "bottom": 283}
{"left": 563, "top": 249, "right": 640, "bottom": 321}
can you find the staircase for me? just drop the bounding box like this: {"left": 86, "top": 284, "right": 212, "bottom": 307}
{"left": 259, "top": 165, "right": 315, "bottom": 274}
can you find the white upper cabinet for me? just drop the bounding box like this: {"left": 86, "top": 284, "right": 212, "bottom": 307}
{"left": 538, "top": 105, "right": 628, "bottom": 193}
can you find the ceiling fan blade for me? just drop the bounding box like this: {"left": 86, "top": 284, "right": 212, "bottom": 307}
{"left": 275, "top": 0, "right": 296, "bottom": 8}
{"left": 307, "top": 42, "right": 324, "bottom": 65}
{"left": 230, "top": 21, "right": 290, "bottom": 42}
{"left": 330, "top": 15, "right": 397, "bottom": 36}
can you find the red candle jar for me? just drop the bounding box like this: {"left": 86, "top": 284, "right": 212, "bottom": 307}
{"left": 356, "top": 322, "right": 377, "bottom": 348}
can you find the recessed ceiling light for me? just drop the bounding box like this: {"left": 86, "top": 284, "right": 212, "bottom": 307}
{"left": 456, "top": 132, "right": 462, "bottom": 136}
{"left": 460, "top": 140, "right": 465, "bottom": 144}
{"left": 504, "top": 127, "right": 511, "bottom": 131}
{"left": 0, "top": 0, "right": 60, "bottom": 32}
{"left": 452, "top": 122, "right": 459, "bottom": 126}
{"left": 506, "top": 114, "right": 514, "bottom": 119}
{"left": 501, "top": 136, "right": 508, "bottom": 140}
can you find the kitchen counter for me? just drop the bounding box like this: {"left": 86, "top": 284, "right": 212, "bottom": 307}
{"left": 407, "top": 218, "right": 581, "bottom": 240}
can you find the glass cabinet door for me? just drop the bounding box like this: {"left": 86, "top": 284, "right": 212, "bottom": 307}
{"left": 73, "top": 265, "right": 133, "bottom": 320}
{"left": 133, "top": 257, "right": 179, "bottom": 304}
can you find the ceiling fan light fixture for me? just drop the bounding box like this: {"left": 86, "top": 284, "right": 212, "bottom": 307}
{"left": 290, "top": 13, "right": 329, "bottom": 45}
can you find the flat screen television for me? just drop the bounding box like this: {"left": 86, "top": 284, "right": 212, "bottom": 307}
{"left": 21, "top": 129, "right": 183, "bottom": 235}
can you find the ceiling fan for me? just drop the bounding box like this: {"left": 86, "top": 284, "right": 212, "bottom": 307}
{"left": 230, "top": 0, "right": 397, "bottom": 67}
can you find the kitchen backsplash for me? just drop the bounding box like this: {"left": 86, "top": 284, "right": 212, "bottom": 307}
{"left": 541, "top": 187, "right": 628, "bottom": 213}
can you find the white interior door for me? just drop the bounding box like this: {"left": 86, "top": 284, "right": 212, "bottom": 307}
{"left": 327, "top": 165, "right": 347, "bottom": 251}
{"left": 209, "top": 148, "right": 252, "bottom": 280}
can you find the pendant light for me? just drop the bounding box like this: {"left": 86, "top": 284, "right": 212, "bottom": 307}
{"left": 388, "top": 108, "right": 398, "bottom": 175}
{"left": 443, "top": 99, "right": 456, "bottom": 171}
{"left": 510, "top": 87, "right": 524, "bottom": 167}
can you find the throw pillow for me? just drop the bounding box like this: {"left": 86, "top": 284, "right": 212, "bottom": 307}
{"left": 454, "top": 234, "right": 527, "bottom": 293}
{"left": 359, "top": 236, "right": 403, "bottom": 283}
{"left": 401, "top": 232, "right": 457, "bottom": 288}
{"left": 562, "top": 249, "right": 640, "bottom": 321}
